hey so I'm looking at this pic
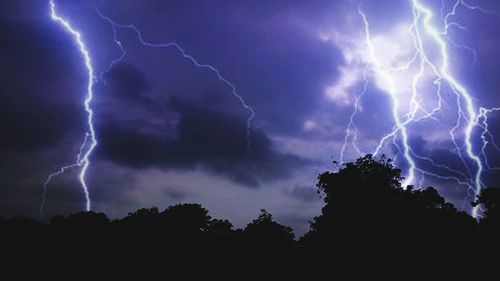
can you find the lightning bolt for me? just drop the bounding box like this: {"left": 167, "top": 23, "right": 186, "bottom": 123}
{"left": 95, "top": 9, "right": 256, "bottom": 163}
{"left": 359, "top": 9, "right": 417, "bottom": 188}
{"left": 411, "top": 0, "right": 485, "bottom": 218}
{"left": 349, "top": 0, "right": 500, "bottom": 218}
{"left": 339, "top": 67, "right": 368, "bottom": 163}
{"left": 477, "top": 107, "right": 500, "bottom": 171}
{"left": 42, "top": 0, "right": 499, "bottom": 219}
{"left": 41, "top": 0, "right": 96, "bottom": 215}
{"left": 41, "top": 1, "right": 256, "bottom": 214}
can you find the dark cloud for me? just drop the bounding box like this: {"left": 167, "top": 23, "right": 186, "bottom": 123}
{"left": 0, "top": 91, "right": 77, "bottom": 151}
{"left": 96, "top": 0, "right": 346, "bottom": 136}
{"left": 97, "top": 98, "right": 308, "bottom": 186}
{"left": 103, "top": 63, "right": 149, "bottom": 100}
{"left": 0, "top": 17, "right": 84, "bottom": 151}
{"left": 92, "top": 59, "right": 309, "bottom": 186}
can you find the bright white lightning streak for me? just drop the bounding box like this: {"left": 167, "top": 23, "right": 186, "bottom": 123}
{"left": 356, "top": 0, "right": 497, "bottom": 218}
{"left": 42, "top": 0, "right": 96, "bottom": 214}
{"left": 359, "top": 10, "right": 416, "bottom": 188}
{"left": 40, "top": 134, "right": 89, "bottom": 216}
{"left": 96, "top": 10, "right": 256, "bottom": 162}
{"left": 411, "top": 0, "right": 484, "bottom": 218}
{"left": 477, "top": 107, "right": 500, "bottom": 171}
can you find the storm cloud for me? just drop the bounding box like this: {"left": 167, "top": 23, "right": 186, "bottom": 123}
{"left": 1, "top": 0, "right": 500, "bottom": 235}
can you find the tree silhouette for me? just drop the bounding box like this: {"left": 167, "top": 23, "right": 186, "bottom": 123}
{"left": 474, "top": 187, "right": 500, "bottom": 233}
{"left": 66, "top": 211, "right": 110, "bottom": 229}
{"left": 158, "top": 203, "right": 211, "bottom": 234}
{"left": 244, "top": 209, "right": 295, "bottom": 246}
{"left": 207, "top": 218, "right": 233, "bottom": 235}
{"left": 1, "top": 155, "right": 499, "bottom": 278}
{"left": 117, "top": 206, "right": 159, "bottom": 231}
{"left": 302, "top": 154, "right": 478, "bottom": 278}
{"left": 473, "top": 187, "right": 500, "bottom": 270}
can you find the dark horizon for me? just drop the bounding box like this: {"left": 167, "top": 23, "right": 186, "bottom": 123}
{"left": 2, "top": 155, "right": 500, "bottom": 278}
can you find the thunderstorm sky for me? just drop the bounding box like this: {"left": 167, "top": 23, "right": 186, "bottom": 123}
{"left": 1, "top": 0, "right": 500, "bottom": 234}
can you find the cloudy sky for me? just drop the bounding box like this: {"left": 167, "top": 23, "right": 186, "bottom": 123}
{"left": 1, "top": 0, "right": 500, "bottom": 234}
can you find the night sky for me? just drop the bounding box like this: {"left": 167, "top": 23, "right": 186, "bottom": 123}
{"left": 1, "top": 0, "right": 500, "bottom": 235}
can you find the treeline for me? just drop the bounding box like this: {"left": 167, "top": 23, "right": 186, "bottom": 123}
{"left": 1, "top": 155, "right": 499, "bottom": 279}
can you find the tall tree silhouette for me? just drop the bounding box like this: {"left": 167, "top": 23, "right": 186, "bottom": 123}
{"left": 302, "top": 154, "right": 478, "bottom": 278}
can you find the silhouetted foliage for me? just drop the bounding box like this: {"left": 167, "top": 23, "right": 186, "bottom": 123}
{"left": 473, "top": 187, "right": 500, "bottom": 265}
{"left": 474, "top": 187, "right": 500, "bottom": 233}
{"left": 207, "top": 218, "right": 233, "bottom": 235}
{"left": 244, "top": 209, "right": 295, "bottom": 250}
{"left": 158, "top": 203, "right": 211, "bottom": 234}
{"left": 66, "top": 211, "right": 110, "bottom": 229}
{"left": 120, "top": 206, "right": 159, "bottom": 229}
{"left": 301, "top": 155, "right": 481, "bottom": 278}
{"left": 1, "top": 155, "right": 499, "bottom": 279}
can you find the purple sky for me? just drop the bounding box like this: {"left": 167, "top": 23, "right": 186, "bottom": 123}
{"left": 1, "top": 0, "right": 500, "bottom": 234}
